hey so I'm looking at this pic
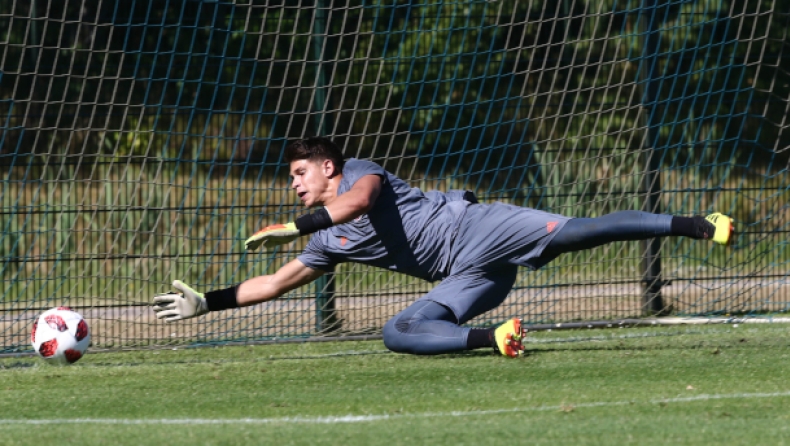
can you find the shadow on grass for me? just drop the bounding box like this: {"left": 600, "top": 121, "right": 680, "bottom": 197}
{"left": 0, "top": 361, "right": 36, "bottom": 370}
{"left": 432, "top": 337, "right": 788, "bottom": 360}
{"left": 4, "top": 333, "right": 785, "bottom": 368}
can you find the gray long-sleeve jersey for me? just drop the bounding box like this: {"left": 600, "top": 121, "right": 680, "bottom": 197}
{"left": 297, "top": 159, "right": 569, "bottom": 284}
{"left": 298, "top": 158, "right": 470, "bottom": 281}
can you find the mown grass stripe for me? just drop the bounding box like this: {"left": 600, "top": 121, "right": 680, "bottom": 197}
{"left": 1, "top": 390, "right": 789, "bottom": 425}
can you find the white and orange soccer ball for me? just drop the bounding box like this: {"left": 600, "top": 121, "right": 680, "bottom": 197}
{"left": 31, "top": 307, "right": 90, "bottom": 365}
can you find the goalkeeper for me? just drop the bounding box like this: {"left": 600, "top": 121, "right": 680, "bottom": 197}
{"left": 152, "top": 137, "right": 735, "bottom": 357}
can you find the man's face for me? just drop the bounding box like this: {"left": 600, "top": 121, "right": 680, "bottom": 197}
{"left": 289, "top": 158, "right": 335, "bottom": 207}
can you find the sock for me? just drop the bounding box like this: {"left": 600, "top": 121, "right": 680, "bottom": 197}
{"left": 671, "top": 216, "right": 715, "bottom": 240}
{"left": 466, "top": 328, "right": 495, "bottom": 350}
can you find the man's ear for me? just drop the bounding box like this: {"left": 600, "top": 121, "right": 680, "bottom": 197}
{"left": 322, "top": 159, "right": 339, "bottom": 178}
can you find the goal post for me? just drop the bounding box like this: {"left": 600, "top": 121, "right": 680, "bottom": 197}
{"left": 1, "top": 0, "right": 789, "bottom": 351}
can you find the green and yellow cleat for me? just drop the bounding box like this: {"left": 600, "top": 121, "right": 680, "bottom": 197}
{"left": 493, "top": 318, "right": 527, "bottom": 358}
{"left": 705, "top": 213, "right": 735, "bottom": 246}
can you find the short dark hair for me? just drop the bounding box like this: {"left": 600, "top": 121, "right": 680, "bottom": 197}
{"left": 284, "top": 137, "right": 344, "bottom": 173}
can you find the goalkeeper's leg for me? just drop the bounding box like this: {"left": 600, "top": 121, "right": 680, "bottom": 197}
{"left": 382, "top": 300, "right": 469, "bottom": 355}
{"left": 381, "top": 300, "right": 524, "bottom": 357}
{"left": 382, "top": 266, "right": 520, "bottom": 356}
{"left": 539, "top": 210, "right": 734, "bottom": 261}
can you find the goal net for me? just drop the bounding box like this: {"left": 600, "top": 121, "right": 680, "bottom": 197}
{"left": 1, "top": 0, "right": 789, "bottom": 351}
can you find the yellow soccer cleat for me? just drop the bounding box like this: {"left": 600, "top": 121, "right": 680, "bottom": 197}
{"left": 493, "top": 318, "right": 527, "bottom": 358}
{"left": 705, "top": 213, "right": 735, "bottom": 246}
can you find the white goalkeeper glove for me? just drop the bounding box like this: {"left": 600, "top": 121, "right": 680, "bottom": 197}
{"left": 152, "top": 280, "right": 209, "bottom": 322}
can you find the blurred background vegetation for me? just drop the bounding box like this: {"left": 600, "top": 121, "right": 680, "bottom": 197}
{"left": 1, "top": 0, "right": 789, "bottom": 347}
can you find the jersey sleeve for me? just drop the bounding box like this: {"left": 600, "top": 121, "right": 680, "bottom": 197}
{"left": 342, "top": 159, "right": 387, "bottom": 188}
{"left": 296, "top": 233, "right": 337, "bottom": 272}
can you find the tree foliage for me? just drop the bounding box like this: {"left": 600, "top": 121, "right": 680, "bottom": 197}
{"left": 0, "top": 0, "right": 787, "bottom": 176}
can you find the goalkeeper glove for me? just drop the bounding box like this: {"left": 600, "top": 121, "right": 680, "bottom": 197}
{"left": 152, "top": 280, "right": 209, "bottom": 322}
{"left": 245, "top": 208, "right": 335, "bottom": 251}
{"left": 244, "top": 222, "right": 300, "bottom": 250}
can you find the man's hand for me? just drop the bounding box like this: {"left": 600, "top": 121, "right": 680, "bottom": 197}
{"left": 152, "top": 280, "right": 209, "bottom": 322}
{"left": 245, "top": 222, "right": 300, "bottom": 250}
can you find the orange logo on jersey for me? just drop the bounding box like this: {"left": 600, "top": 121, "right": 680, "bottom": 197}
{"left": 340, "top": 236, "right": 348, "bottom": 246}
{"left": 547, "top": 221, "right": 558, "bottom": 233}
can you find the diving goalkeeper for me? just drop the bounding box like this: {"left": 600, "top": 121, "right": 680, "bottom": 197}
{"left": 152, "top": 137, "right": 735, "bottom": 357}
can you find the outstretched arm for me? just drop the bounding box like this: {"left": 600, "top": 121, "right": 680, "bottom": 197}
{"left": 236, "top": 259, "right": 324, "bottom": 306}
{"left": 245, "top": 174, "right": 383, "bottom": 250}
{"left": 323, "top": 174, "right": 382, "bottom": 224}
{"left": 152, "top": 259, "right": 324, "bottom": 322}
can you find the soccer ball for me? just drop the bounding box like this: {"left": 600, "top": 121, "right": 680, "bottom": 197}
{"left": 31, "top": 307, "right": 90, "bottom": 365}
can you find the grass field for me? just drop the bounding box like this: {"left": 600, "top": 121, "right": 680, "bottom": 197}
{"left": 1, "top": 324, "right": 789, "bottom": 445}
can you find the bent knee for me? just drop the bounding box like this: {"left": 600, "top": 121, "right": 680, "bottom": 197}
{"left": 382, "top": 318, "right": 409, "bottom": 353}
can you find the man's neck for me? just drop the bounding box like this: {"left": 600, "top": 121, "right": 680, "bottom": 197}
{"left": 315, "top": 173, "right": 343, "bottom": 207}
